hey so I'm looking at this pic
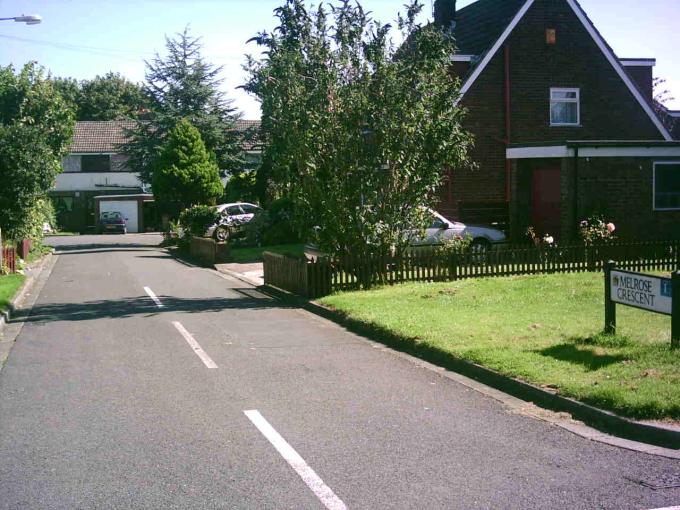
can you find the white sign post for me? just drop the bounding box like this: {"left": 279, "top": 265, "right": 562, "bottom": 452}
{"left": 604, "top": 261, "right": 679, "bottom": 348}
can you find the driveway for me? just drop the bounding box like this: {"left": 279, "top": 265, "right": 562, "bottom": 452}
{"left": 0, "top": 234, "right": 677, "bottom": 509}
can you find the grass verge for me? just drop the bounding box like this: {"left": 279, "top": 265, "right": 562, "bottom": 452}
{"left": 0, "top": 274, "right": 26, "bottom": 312}
{"left": 229, "top": 243, "right": 305, "bottom": 263}
{"left": 320, "top": 272, "right": 679, "bottom": 421}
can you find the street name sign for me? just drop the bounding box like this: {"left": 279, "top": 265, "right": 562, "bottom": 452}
{"left": 604, "top": 261, "right": 679, "bottom": 349}
{"left": 610, "top": 269, "right": 672, "bottom": 315}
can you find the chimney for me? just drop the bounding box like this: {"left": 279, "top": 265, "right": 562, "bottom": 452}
{"left": 434, "top": 0, "right": 457, "bottom": 31}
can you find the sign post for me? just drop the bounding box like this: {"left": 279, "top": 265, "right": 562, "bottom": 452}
{"left": 673, "top": 271, "right": 680, "bottom": 349}
{"left": 605, "top": 262, "right": 676, "bottom": 348}
{"left": 604, "top": 260, "right": 616, "bottom": 334}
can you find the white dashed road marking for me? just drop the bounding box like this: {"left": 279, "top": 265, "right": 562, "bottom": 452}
{"left": 144, "top": 286, "right": 164, "bottom": 308}
{"left": 172, "top": 321, "right": 218, "bottom": 369}
{"left": 244, "top": 410, "right": 347, "bottom": 510}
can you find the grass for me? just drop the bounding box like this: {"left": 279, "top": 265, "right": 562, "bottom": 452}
{"left": 229, "top": 243, "right": 305, "bottom": 264}
{"left": 320, "top": 272, "right": 680, "bottom": 421}
{"left": 0, "top": 274, "right": 26, "bottom": 312}
{"left": 26, "top": 241, "right": 53, "bottom": 264}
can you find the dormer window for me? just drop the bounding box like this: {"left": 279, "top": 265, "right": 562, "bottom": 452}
{"left": 550, "top": 88, "right": 580, "bottom": 126}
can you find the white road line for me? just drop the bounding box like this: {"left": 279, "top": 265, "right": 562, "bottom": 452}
{"left": 244, "top": 410, "right": 347, "bottom": 510}
{"left": 144, "top": 287, "right": 164, "bottom": 308}
{"left": 172, "top": 321, "right": 218, "bottom": 369}
{"left": 648, "top": 507, "right": 680, "bottom": 510}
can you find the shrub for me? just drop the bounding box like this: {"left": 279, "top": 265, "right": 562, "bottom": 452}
{"left": 178, "top": 205, "right": 220, "bottom": 239}
{"left": 263, "top": 197, "right": 299, "bottom": 245}
{"left": 579, "top": 215, "right": 616, "bottom": 245}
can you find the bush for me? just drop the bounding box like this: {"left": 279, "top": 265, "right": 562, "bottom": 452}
{"left": 579, "top": 215, "right": 616, "bottom": 245}
{"left": 178, "top": 205, "right": 220, "bottom": 239}
{"left": 263, "top": 197, "right": 298, "bottom": 245}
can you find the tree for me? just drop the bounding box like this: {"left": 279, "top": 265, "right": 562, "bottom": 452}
{"left": 0, "top": 63, "right": 75, "bottom": 240}
{"left": 152, "top": 119, "right": 223, "bottom": 217}
{"left": 654, "top": 77, "right": 677, "bottom": 133}
{"left": 124, "top": 28, "right": 244, "bottom": 185}
{"left": 52, "top": 72, "right": 148, "bottom": 121}
{"left": 244, "top": 0, "right": 473, "bottom": 260}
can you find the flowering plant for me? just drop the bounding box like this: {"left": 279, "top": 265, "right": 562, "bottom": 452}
{"left": 579, "top": 215, "right": 616, "bottom": 245}
{"left": 526, "top": 227, "right": 556, "bottom": 248}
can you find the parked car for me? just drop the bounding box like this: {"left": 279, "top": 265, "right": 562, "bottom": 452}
{"left": 410, "top": 209, "right": 506, "bottom": 253}
{"left": 206, "top": 202, "right": 263, "bottom": 242}
{"left": 97, "top": 211, "right": 127, "bottom": 234}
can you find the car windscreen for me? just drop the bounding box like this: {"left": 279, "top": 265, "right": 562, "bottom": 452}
{"left": 226, "top": 206, "right": 243, "bottom": 215}
{"left": 100, "top": 212, "right": 123, "bottom": 220}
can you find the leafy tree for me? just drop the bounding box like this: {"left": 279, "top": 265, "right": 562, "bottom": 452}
{"left": 152, "top": 119, "right": 223, "bottom": 217}
{"left": 0, "top": 63, "right": 75, "bottom": 240}
{"left": 124, "top": 28, "right": 244, "bottom": 185}
{"left": 244, "top": 0, "right": 473, "bottom": 259}
{"left": 52, "top": 72, "right": 148, "bottom": 121}
{"left": 654, "top": 77, "right": 677, "bottom": 133}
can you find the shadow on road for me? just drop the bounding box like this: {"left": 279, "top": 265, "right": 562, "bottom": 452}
{"left": 52, "top": 243, "right": 162, "bottom": 254}
{"left": 13, "top": 289, "right": 292, "bottom": 324}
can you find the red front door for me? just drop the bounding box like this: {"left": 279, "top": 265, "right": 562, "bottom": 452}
{"left": 531, "top": 166, "right": 561, "bottom": 238}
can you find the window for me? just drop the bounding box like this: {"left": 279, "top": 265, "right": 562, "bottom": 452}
{"left": 52, "top": 196, "right": 74, "bottom": 213}
{"left": 550, "top": 88, "right": 580, "bottom": 126}
{"left": 81, "top": 155, "right": 111, "bottom": 172}
{"left": 240, "top": 204, "right": 262, "bottom": 214}
{"left": 654, "top": 162, "right": 680, "bottom": 210}
{"left": 226, "top": 205, "right": 243, "bottom": 215}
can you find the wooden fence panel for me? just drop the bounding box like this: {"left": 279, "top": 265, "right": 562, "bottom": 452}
{"left": 2, "top": 247, "right": 17, "bottom": 274}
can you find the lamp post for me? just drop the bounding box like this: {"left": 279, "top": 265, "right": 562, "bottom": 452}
{"left": 0, "top": 14, "right": 42, "bottom": 25}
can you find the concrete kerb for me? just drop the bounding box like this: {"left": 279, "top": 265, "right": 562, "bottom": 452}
{"left": 243, "top": 281, "right": 679, "bottom": 456}
{"left": 0, "top": 252, "right": 53, "bottom": 333}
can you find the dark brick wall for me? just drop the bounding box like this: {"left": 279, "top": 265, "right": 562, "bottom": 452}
{"left": 624, "top": 66, "right": 654, "bottom": 104}
{"left": 439, "top": 0, "right": 667, "bottom": 229}
{"left": 571, "top": 157, "right": 680, "bottom": 240}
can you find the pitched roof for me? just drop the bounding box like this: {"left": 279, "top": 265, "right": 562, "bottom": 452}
{"left": 454, "top": 0, "right": 672, "bottom": 141}
{"left": 69, "top": 120, "right": 137, "bottom": 153}
{"left": 69, "top": 119, "right": 263, "bottom": 153}
{"left": 235, "top": 119, "right": 262, "bottom": 151}
{"left": 454, "top": 0, "right": 527, "bottom": 55}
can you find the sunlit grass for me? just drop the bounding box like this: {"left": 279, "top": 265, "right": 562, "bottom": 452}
{"left": 321, "top": 272, "right": 680, "bottom": 420}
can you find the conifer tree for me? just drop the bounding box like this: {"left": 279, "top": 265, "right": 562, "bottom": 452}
{"left": 152, "top": 119, "right": 223, "bottom": 217}
{"left": 124, "top": 28, "right": 244, "bottom": 185}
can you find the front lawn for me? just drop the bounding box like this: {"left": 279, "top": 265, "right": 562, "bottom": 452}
{"left": 0, "top": 274, "right": 26, "bottom": 312}
{"left": 229, "top": 243, "right": 305, "bottom": 263}
{"left": 320, "top": 272, "right": 679, "bottom": 421}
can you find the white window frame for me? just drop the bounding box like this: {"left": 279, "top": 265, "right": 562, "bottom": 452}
{"left": 653, "top": 161, "right": 680, "bottom": 211}
{"left": 550, "top": 88, "right": 581, "bottom": 127}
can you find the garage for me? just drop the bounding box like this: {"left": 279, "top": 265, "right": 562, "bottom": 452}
{"left": 94, "top": 194, "right": 155, "bottom": 234}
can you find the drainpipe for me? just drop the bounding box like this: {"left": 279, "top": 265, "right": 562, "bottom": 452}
{"left": 504, "top": 45, "right": 511, "bottom": 203}
{"left": 573, "top": 146, "right": 579, "bottom": 241}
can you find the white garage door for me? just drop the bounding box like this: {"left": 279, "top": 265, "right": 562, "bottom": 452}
{"left": 99, "top": 201, "right": 139, "bottom": 233}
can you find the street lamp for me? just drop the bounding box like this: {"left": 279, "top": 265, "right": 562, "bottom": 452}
{"left": 0, "top": 14, "right": 42, "bottom": 25}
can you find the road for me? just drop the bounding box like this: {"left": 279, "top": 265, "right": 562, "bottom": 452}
{"left": 0, "top": 234, "right": 677, "bottom": 509}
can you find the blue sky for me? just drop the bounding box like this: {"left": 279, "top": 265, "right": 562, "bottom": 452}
{"left": 1, "top": 0, "right": 678, "bottom": 119}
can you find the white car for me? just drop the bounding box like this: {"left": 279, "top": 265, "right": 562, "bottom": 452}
{"left": 206, "top": 202, "right": 263, "bottom": 242}
{"left": 410, "top": 209, "right": 506, "bottom": 253}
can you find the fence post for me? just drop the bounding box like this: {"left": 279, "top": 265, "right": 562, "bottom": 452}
{"left": 672, "top": 271, "right": 679, "bottom": 349}
{"left": 0, "top": 227, "right": 3, "bottom": 271}
{"left": 604, "top": 260, "right": 616, "bottom": 335}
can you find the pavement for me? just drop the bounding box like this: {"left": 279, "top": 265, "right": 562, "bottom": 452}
{"left": 0, "top": 234, "right": 678, "bottom": 509}
{"left": 215, "top": 261, "right": 264, "bottom": 286}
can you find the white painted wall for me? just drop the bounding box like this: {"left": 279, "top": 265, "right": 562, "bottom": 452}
{"left": 99, "top": 200, "right": 139, "bottom": 233}
{"left": 54, "top": 172, "right": 143, "bottom": 192}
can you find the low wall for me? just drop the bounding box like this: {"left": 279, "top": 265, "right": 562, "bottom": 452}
{"left": 190, "top": 237, "right": 230, "bottom": 265}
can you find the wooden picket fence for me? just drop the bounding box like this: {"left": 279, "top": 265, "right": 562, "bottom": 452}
{"left": 2, "top": 246, "right": 17, "bottom": 274}
{"left": 263, "top": 240, "right": 680, "bottom": 299}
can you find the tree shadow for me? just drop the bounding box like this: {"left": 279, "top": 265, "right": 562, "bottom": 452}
{"left": 535, "top": 343, "right": 627, "bottom": 371}
{"left": 12, "top": 289, "right": 292, "bottom": 324}
{"left": 51, "top": 243, "right": 162, "bottom": 254}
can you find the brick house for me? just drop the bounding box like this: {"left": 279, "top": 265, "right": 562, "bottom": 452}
{"left": 51, "top": 120, "right": 262, "bottom": 233}
{"left": 434, "top": 0, "right": 680, "bottom": 241}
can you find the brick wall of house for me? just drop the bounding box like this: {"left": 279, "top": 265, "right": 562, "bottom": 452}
{"left": 571, "top": 157, "right": 680, "bottom": 240}
{"left": 441, "top": 0, "right": 667, "bottom": 227}
{"left": 624, "top": 66, "right": 654, "bottom": 104}
{"left": 506, "top": 0, "right": 663, "bottom": 142}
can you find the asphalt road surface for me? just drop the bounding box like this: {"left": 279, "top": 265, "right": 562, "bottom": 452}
{"left": 0, "top": 234, "right": 678, "bottom": 509}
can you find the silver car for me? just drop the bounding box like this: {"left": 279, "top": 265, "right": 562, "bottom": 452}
{"left": 410, "top": 209, "right": 506, "bottom": 253}
{"left": 206, "top": 202, "right": 263, "bottom": 242}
